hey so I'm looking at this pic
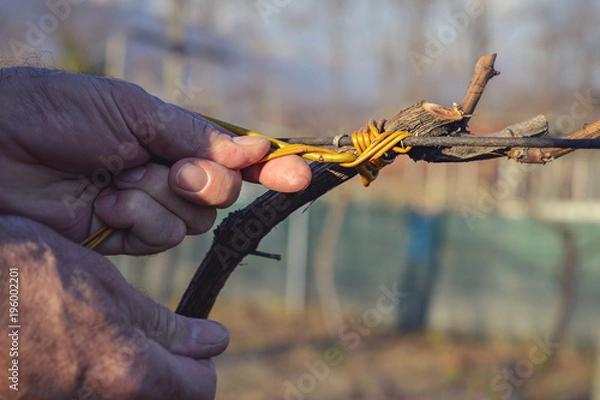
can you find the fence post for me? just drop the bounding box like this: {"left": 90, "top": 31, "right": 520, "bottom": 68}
{"left": 285, "top": 209, "right": 310, "bottom": 316}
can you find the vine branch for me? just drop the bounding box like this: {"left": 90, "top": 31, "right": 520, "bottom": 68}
{"left": 175, "top": 53, "right": 600, "bottom": 319}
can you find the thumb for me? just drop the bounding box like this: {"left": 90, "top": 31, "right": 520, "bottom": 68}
{"left": 122, "top": 287, "right": 229, "bottom": 359}
{"left": 112, "top": 81, "right": 271, "bottom": 168}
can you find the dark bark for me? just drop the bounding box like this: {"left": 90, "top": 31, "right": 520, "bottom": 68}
{"left": 175, "top": 53, "right": 600, "bottom": 319}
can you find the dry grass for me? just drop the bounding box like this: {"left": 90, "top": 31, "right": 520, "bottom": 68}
{"left": 202, "top": 299, "right": 595, "bottom": 400}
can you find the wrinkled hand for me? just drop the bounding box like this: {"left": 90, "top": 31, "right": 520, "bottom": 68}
{"left": 0, "top": 67, "right": 312, "bottom": 399}
{"left": 0, "top": 67, "right": 311, "bottom": 255}
{"left": 0, "top": 216, "right": 229, "bottom": 399}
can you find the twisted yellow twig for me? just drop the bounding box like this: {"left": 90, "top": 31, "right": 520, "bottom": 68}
{"left": 81, "top": 116, "right": 413, "bottom": 248}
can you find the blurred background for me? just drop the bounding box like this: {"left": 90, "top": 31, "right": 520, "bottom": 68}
{"left": 2, "top": 0, "right": 600, "bottom": 399}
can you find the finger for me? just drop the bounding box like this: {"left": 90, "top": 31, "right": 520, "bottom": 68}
{"left": 112, "top": 83, "right": 271, "bottom": 168}
{"left": 91, "top": 250, "right": 228, "bottom": 400}
{"left": 116, "top": 285, "right": 229, "bottom": 359}
{"left": 113, "top": 163, "right": 216, "bottom": 234}
{"left": 93, "top": 188, "right": 187, "bottom": 254}
{"left": 94, "top": 333, "right": 220, "bottom": 400}
{"left": 141, "top": 343, "right": 218, "bottom": 400}
{"left": 168, "top": 158, "right": 243, "bottom": 208}
{"left": 242, "top": 155, "right": 312, "bottom": 192}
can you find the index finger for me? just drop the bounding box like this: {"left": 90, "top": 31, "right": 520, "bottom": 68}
{"left": 111, "top": 81, "right": 271, "bottom": 169}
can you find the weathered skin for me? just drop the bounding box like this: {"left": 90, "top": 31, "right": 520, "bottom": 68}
{"left": 0, "top": 67, "right": 311, "bottom": 399}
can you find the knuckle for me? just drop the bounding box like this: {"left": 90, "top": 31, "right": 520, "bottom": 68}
{"left": 147, "top": 302, "right": 179, "bottom": 343}
{"left": 161, "top": 218, "right": 186, "bottom": 247}
{"left": 119, "top": 189, "right": 147, "bottom": 215}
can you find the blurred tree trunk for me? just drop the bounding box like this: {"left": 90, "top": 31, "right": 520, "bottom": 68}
{"left": 284, "top": 210, "right": 310, "bottom": 316}
{"left": 164, "top": 0, "right": 188, "bottom": 100}
{"left": 470, "top": 0, "right": 488, "bottom": 60}
{"left": 315, "top": 200, "right": 348, "bottom": 335}
{"left": 515, "top": 224, "right": 579, "bottom": 399}
{"left": 105, "top": 31, "right": 127, "bottom": 79}
{"left": 405, "top": 0, "right": 433, "bottom": 100}
{"left": 549, "top": 223, "right": 579, "bottom": 347}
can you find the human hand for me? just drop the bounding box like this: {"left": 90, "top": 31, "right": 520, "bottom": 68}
{"left": 0, "top": 216, "right": 229, "bottom": 399}
{"left": 0, "top": 67, "right": 311, "bottom": 255}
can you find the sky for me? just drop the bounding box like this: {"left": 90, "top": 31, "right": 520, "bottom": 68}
{"left": 1, "top": 0, "right": 598, "bottom": 123}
